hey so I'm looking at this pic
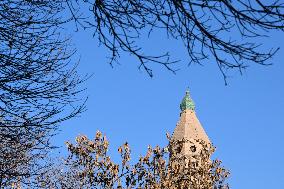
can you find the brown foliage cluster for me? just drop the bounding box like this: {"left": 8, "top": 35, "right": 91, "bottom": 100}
{"left": 38, "top": 131, "right": 229, "bottom": 189}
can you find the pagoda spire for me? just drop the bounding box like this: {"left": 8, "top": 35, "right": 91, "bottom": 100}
{"left": 171, "top": 89, "right": 211, "bottom": 159}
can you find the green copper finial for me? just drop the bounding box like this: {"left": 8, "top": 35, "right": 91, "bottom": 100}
{"left": 180, "top": 89, "right": 195, "bottom": 111}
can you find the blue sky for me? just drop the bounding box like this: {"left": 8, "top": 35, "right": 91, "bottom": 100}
{"left": 53, "top": 24, "right": 284, "bottom": 188}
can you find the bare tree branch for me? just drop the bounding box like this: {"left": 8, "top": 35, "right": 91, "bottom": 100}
{"left": 0, "top": 1, "right": 86, "bottom": 187}
{"left": 68, "top": 0, "right": 283, "bottom": 81}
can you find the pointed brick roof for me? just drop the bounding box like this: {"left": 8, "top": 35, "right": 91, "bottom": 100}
{"left": 172, "top": 90, "right": 210, "bottom": 144}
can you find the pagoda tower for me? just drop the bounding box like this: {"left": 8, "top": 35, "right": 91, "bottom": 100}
{"left": 167, "top": 90, "right": 229, "bottom": 189}
{"left": 170, "top": 89, "right": 211, "bottom": 165}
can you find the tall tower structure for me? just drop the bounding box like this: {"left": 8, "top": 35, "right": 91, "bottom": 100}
{"left": 170, "top": 89, "right": 211, "bottom": 163}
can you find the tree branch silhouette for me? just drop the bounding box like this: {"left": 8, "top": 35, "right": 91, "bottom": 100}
{"left": 69, "top": 0, "right": 283, "bottom": 81}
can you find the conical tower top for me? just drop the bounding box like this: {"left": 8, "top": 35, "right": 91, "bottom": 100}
{"left": 172, "top": 89, "right": 210, "bottom": 146}
{"left": 170, "top": 89, "right": 211, "bottom": 169}
{"left": 180, "top": 89, "right": 195, "bottom": 112}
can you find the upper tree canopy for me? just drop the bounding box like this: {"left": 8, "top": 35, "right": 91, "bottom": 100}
{"left": 68, "top": 0, "right": 284, "bottom": 82}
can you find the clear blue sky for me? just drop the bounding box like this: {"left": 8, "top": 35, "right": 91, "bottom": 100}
{"left": 53, "top": 24, "right": 284, "bottom": 188}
